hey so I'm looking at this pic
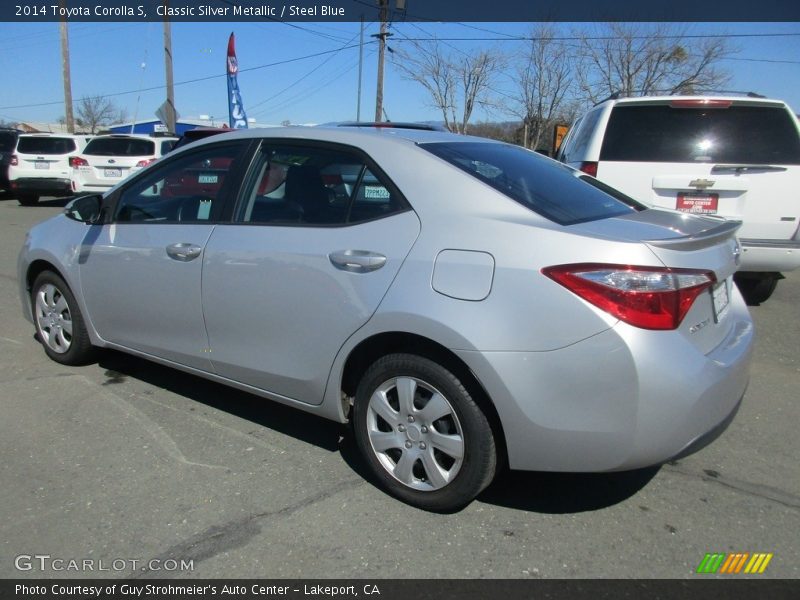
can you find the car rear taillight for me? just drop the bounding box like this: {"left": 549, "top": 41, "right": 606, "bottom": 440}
{"left": 135, "top": 159, "right": 156, "bottom": 168}
{"left": 670, "top": 99, "right": 732, "bottom": 109}
{"left": 579, "top": 161, "right": 598, "bottom": 177}
{"left": 542, "top": 264, "right": 715, "bottom": 330}
{"left": 69, "top": 156, "right": 88, "bottom": 167}
{"left": 10, "top": 154, "right": 18, "bottom": 166}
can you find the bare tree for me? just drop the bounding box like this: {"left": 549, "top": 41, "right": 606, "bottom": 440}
{"left": 506, "top": 25, "right": 575, "bottom": 150}
{"left": 393, "top": 40, "right": 502, "bottom": 134}
{"left": 75, "top": 95, "right": 127, "bottom": 134}
{"left": 575, "top": 23, "right": 733, "bottom": 104}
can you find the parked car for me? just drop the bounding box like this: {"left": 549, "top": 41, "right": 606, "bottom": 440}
{"left": 171, "top": 126, "right": 231, "bottom": 151}
{"left": 7, "top": 133, "right": 93, "bottom": 205}
{"left": 556, "top": 94, "right": 800, "bottom": 304}
{"left": 70, "top": 133, "right": 178, "bottom": 194}
{"left": 19, "top": 127, "right": 753, "bottom": 511}
{"left": 0, "top": 127, "right": 21, "bottom": 193}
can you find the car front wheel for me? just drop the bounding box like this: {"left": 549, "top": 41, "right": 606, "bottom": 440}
{"left": 31, "top": 271, "right": 95, "bottom": 365}
{"left": 18, "top": 194, "right": 38, "bottom": 206}
{"left": 353, "top": 353, "right": 496, "bottom": 512}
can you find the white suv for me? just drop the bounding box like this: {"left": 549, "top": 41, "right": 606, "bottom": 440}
{"left": 8, "top": 133, "right": 92, "bottom": 205}
{"left": 557, "top": 95, "right": 800, "bottom": 304}
{"left": 71, "top": 134, "right": 177, "bottom": 194}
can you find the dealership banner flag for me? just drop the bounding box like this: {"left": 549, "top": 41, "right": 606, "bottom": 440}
{"left": 226, "top": 32, "right": 248, "bottom": 129}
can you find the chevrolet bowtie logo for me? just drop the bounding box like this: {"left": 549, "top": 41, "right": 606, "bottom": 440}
{"left": 689, "top": 179, "right": 716, "bottom": 190}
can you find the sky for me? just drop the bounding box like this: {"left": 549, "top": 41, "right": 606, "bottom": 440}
{"left": 0, "top": 20, "right": 799, "bottom": 127}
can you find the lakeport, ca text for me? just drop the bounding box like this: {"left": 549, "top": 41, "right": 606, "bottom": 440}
{"left": 15, "top": 584, "right": 379, "bottom": 597}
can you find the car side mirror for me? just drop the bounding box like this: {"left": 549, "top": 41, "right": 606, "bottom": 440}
{"left": 64, "top": 194, "right": 103, "bottom": 224}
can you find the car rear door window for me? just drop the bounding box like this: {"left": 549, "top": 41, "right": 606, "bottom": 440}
{"left": 600, "top": 104, "right": 800, "bottom": 164}
{"left": 17, "top": 137, "right": 77, "bottom": 154}
{"left": 113, "top": 142, "right": 249, "bottom": 223}
{"left": 559, "top": 109, "right": 602, "bottom": 163}
{"left": 237, "top": 143, "right": 406, "bottom": 226}
{"left": 423, "top": 141, "right": 638, "bottom": 225}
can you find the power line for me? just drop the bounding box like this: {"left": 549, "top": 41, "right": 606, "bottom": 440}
{"left": 215, "top": 0, "right": 355, "bottom": 44}
{"left": 0, "top": 43, "right": 371, "bottom": 111}
{"left": 247, "top": 26, "right": 367, "bottom": 112}
{"left": 392, "top": 32, "right": 800, "bottom": 42}
{"left": 253, "top": 48, "right": 378, "bottom": 120}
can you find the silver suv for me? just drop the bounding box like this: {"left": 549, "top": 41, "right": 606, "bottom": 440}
{"left": 557, "top": 95, "right": 800, "bottom": 303}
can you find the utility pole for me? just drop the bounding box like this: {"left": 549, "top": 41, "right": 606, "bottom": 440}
{"left": 162, "top": 1, "right": 177, "bottom": 132}
{"left": 357, "top": 15, "right": 364, "bottom": 121}
{"left": 373, "top": 1, "right": 388, "bottom": 122}
{"left": 59, "top": 1, "right": 74, "bottom": 133}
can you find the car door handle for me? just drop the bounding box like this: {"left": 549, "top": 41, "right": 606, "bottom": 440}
{"left": 329, "top": 250, "right": 387, "bottom": 273}
{"left": 166, "top": 243, "right": 203, "bottom": 262}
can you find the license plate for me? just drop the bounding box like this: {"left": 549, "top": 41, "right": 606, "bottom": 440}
{"left": 364, "top": 185, "right": 390, "bottom": 199}
{"left": 104, "top": 168, "right": 122, "bottom": 178}
{"left": 712, "top": 279, "right": 730, "bottom": 322}
{"left": 198, "top": 174, "right": 218, "bottom": 184}
{"left": 35, "top": 161, "right": 49, "bottom": 170}
{"left": 677, "top": 192, "right": 718, "bottom": 214}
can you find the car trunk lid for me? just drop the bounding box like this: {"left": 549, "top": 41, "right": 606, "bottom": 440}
{"left": 570, "top": 209, "right": 742, "bottom": 353}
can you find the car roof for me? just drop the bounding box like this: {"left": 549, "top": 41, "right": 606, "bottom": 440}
{"left": 89, "top": 133, "right": 176, "bottom": 140}
{"left": 18, "top": 132, "right": 89, "bottom": 137}
{"left": 180, "top": 125, "right": 502, "bottom": 150}
{"left": 326, "top": 121, "right": 449, "bottom": 132}
{"left": 603, "top": 95, "right": 788, "bottom": 108}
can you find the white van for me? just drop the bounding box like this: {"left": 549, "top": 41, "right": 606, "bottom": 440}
{"left": 8, "top": 133, "right": 92, "bottom": 206}
{"left": 557, "top": 95, "right": 800, "bottom": 303}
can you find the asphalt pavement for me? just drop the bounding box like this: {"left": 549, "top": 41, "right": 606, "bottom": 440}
{"left": 0, "top": 196, "right": 797, "bottom": 579}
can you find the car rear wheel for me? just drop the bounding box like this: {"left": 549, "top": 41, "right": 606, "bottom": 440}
{"left": 18, "top": 194, "right": 38, "bottom": 206}
{"left": 31, "top": 271, "right": 95, "bottom": 365}
{"left": 735, "top": 273, "right": 779, "bottom": 305}
{"left": 353, "top": 353, "right": 496, "bottom": 512}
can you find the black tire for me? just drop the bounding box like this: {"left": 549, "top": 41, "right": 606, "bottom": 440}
{"left": 31, "top": 271, "right": 96, "bottom": 365}
{"left": 353, "top": 353, "right": 496, "bottom": 512}
{"left": 735, "top": 274, "right": 779, "bottom": 306}
{"left": 18, "top": 194, "right": 38, "bottom": 206}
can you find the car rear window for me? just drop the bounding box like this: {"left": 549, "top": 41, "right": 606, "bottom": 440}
{"left": 84, "top": 137, "right": 155, "bottom": 157}
{"left": 600, "top": 104, "right": 800, "bottom": 165}
{"left": 422, "top": 141, "right": 639, "bottom": 225}
{"left": 17, "top": 137, "right": 77, "bottom": 155}
{"left": 0, "top": 131, "right": 17, "bottom": 152}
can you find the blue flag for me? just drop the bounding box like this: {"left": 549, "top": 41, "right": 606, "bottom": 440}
{"left": 226, "top": 33, "right": 248, "bottom": 129}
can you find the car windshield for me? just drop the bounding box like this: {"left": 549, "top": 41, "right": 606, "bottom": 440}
{"left": 421, "top": 141, "right": 639, "bottom": 225}
{"left": 17, "top": 137, "right": 76, "bottom": 155}
{"left": 600, "top": 104, "right": 800, "bottom": 164}
{"left": 84, "top": 137, "right": 154, "bottom": 157}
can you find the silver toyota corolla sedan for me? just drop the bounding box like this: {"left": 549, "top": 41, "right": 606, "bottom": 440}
{"left": 18, "top": 126, "right": 753, "bottom": 511}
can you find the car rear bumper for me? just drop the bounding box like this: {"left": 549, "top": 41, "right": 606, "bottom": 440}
{"left": 73, "top": 181, "right": 113, "bottom": 193}
{"left": 10, "top": 177, "right": 73, "bottom": 196}
{"left": 455, "top": 298, "right": 753, "bottom": 473}
{"left": 739, "top": 238, "right": 800, "bottom": 272}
